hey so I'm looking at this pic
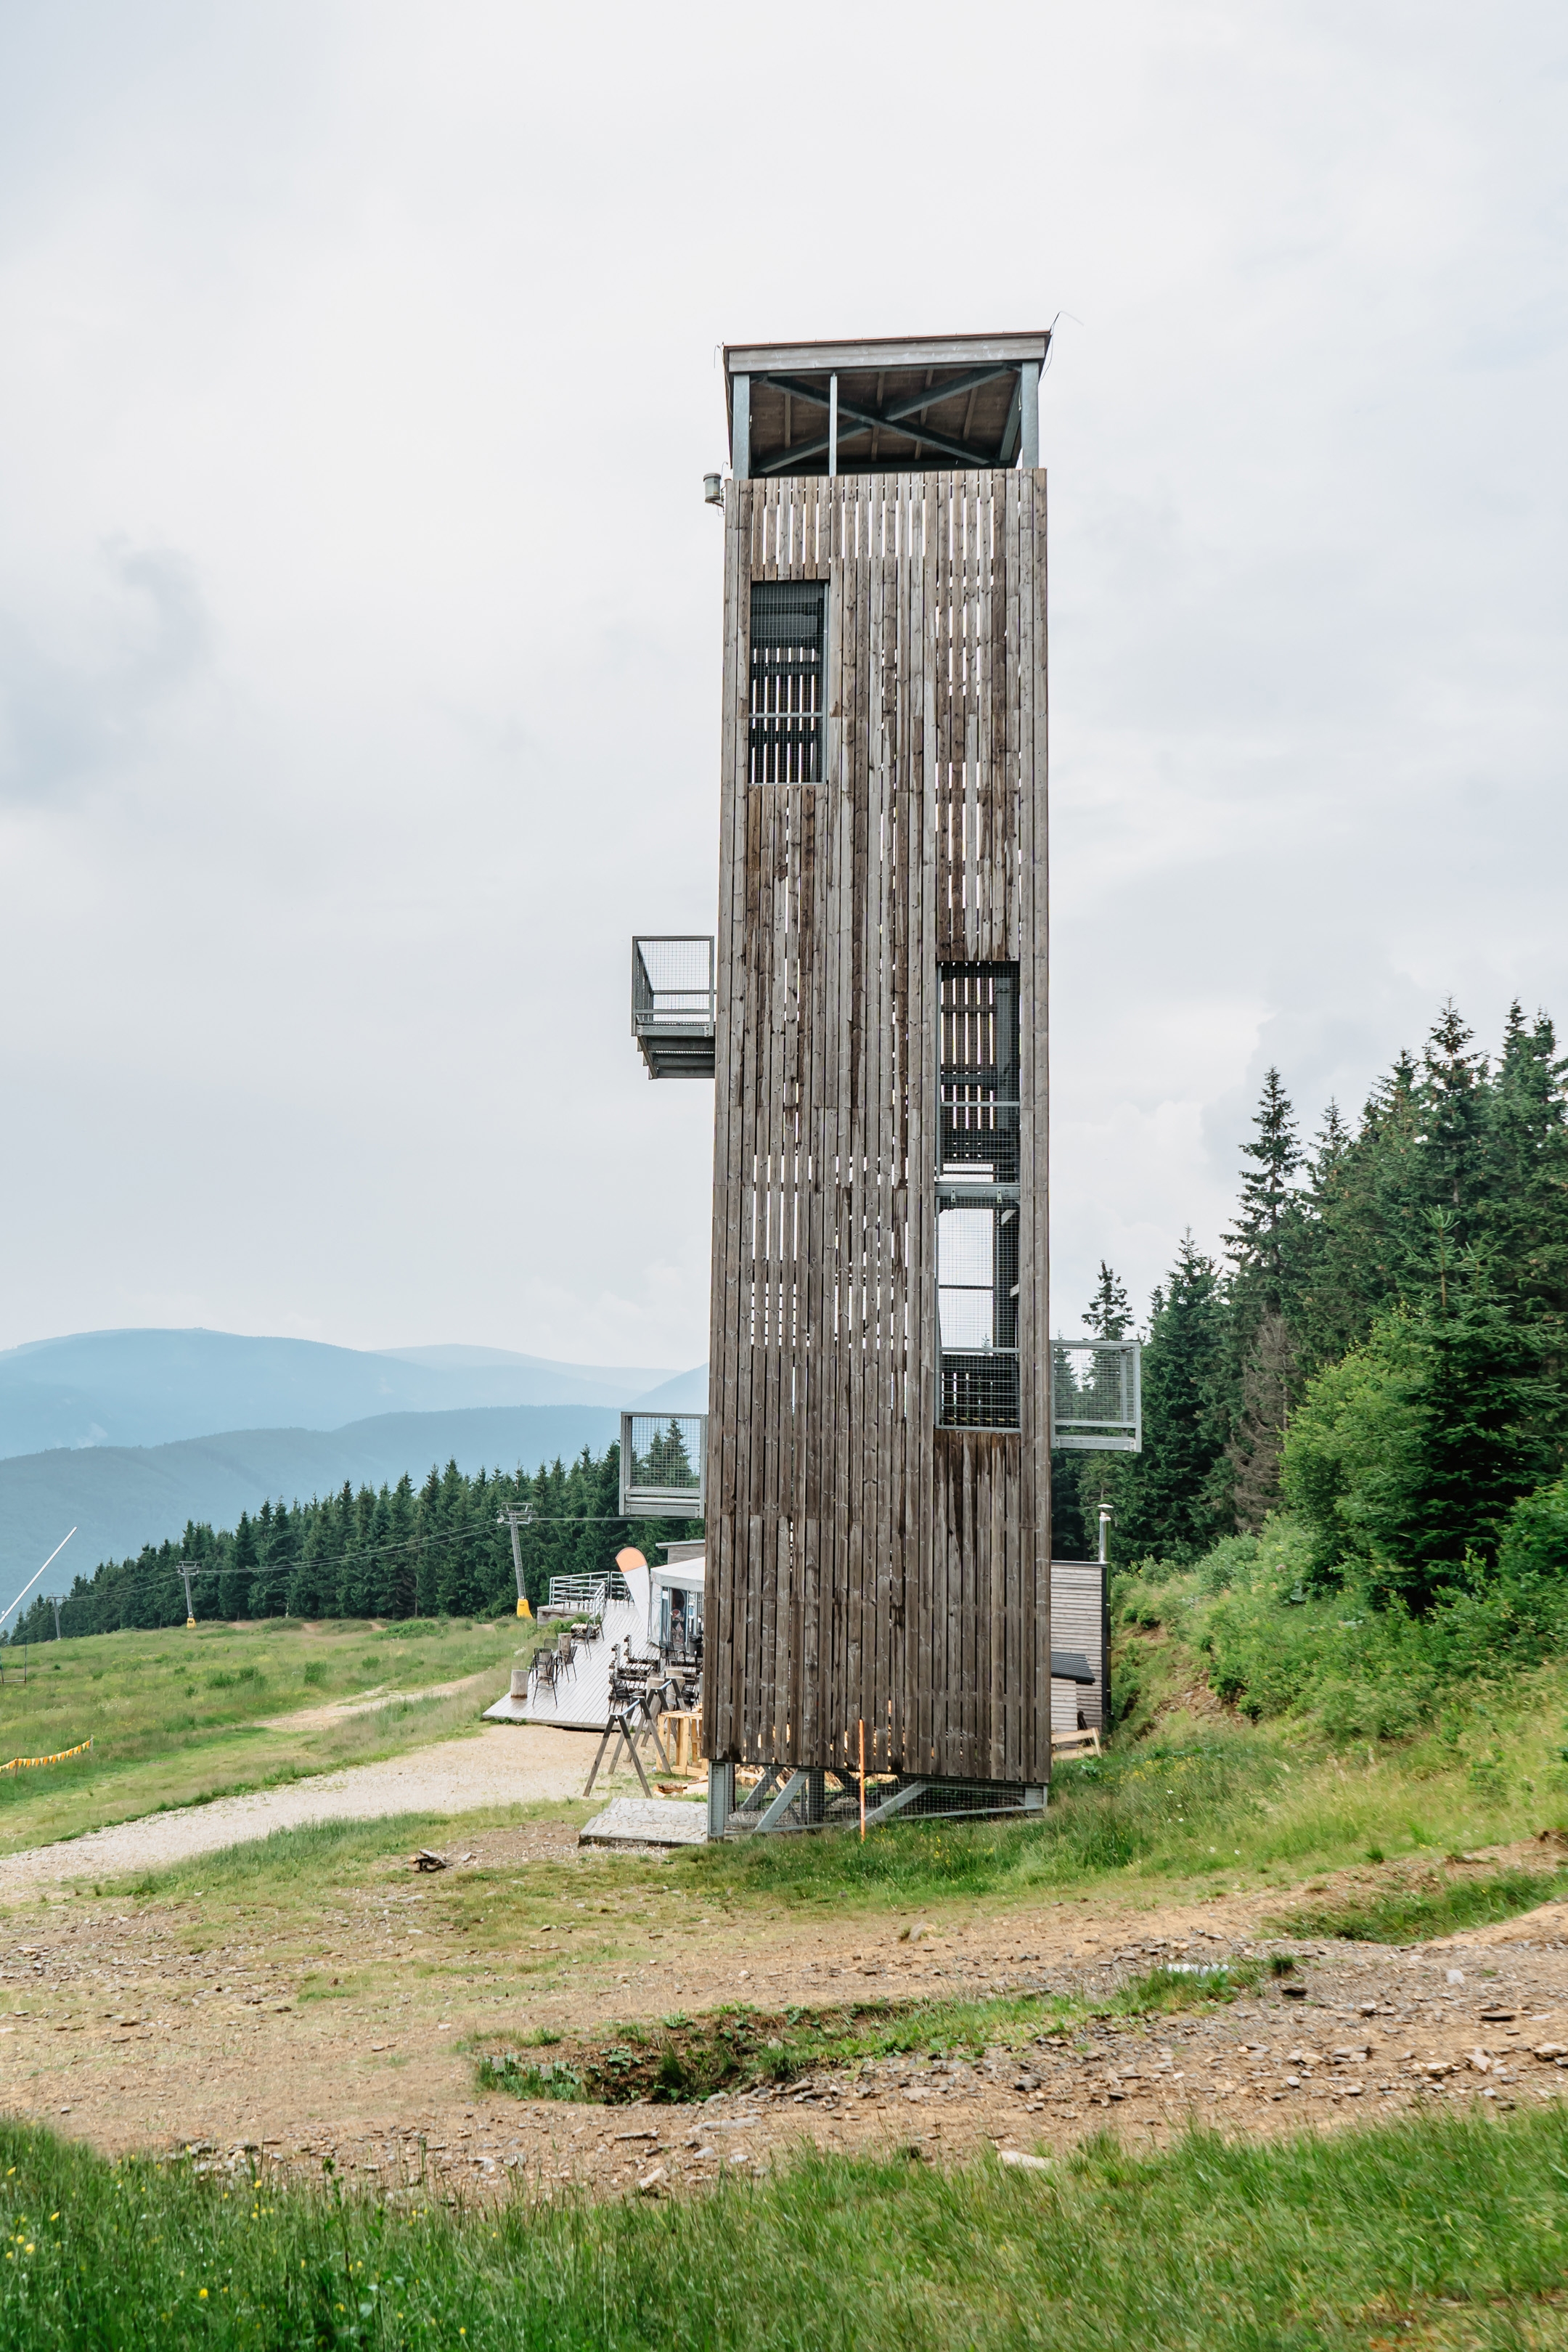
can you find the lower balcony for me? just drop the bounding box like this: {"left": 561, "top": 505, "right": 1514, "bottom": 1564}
{"left": 632, "top": 936, "right": 715, "bottom": 1079}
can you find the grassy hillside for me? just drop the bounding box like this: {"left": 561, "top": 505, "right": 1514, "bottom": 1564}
{"left": 0, "top": 1617, "right": 527, "bottom": 1855}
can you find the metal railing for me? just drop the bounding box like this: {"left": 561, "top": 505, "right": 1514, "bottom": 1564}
{"left": 1050, "top": 1338, "right": 1142, "bottom": 1453}
{"left": 632, "top": 936, "right": 715, "bottom": 1034}
{"left": 631, "top": 936, "right": 716, "bottom": 1080}
{"left": 545, "top": 1572, "right": 630, "bottom": 1612}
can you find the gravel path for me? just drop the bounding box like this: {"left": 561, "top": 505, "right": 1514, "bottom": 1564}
{"left": 0, "top": 1723, "right": 597, "bottom": 1890}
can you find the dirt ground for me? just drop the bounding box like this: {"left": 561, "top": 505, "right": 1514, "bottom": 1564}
{"left": 6, "top": 1767, "right": 1568, "bottom": 2202}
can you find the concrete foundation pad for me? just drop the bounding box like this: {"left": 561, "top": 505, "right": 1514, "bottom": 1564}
{"left": 579, "top": 1797, "right": 710, "bottom": 1848}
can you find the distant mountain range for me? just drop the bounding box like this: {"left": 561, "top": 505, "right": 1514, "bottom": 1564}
{"left": 0, "top": 1330, "right": 710, "bottom": 1604}
{"left": 0, "top": 1328, "right": 682, "bottom": 1460}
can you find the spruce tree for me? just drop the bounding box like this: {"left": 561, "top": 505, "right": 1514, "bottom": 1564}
{"left": 1114, "top": 1236, "right": 1233, "bottom": 1563}
{"left": 1085, "top": 1262, "right": 1132, "bottom": 1339}
{"left": 1485, "top": 1004, "right": 1568, "bottom": 1334}
{"left": 1225, "top": 1068, "right": 1304, "bottom": 1323}
{"left": 1416, "top": 1000, "right": 1490, "bottom": 1241}
{"left": 221, "top": 1511, "right": 256, "bottom": 1620}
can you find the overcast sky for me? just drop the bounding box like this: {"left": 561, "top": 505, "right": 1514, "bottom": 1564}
{"left": 0, "top": 1, "right": 1563, "bottom": 1369}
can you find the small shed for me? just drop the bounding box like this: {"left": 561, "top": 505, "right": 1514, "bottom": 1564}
{"left": 1050, "top": 1560, "right": 1110, "bottom": 1736}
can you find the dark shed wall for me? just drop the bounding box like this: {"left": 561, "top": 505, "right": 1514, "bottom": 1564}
{"left": 704, "top": 469, "right": 1049, "bottom": 1786}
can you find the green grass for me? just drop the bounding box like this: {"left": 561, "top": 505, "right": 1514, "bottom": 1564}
{"left": 1272, "top": 1863, "right": 1568, "bottom": 1944}
{"left": 0, "top": 1618, "right": 534, "bottom": 1855}
{"left": 10, "top": 2107, "right": 1568, "bottom": 2348}
{"left": 475, "top": 1963, "right": 1263, "bottom": 2106}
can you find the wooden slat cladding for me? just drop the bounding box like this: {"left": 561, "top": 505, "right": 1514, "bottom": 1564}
{"left": 705, "top": 469, "right": 1049, "bottom": 1787}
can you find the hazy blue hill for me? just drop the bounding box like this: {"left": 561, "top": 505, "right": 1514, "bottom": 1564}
{"left": 0, "top": 1329, "right": 674, "bottom": 1461}
{"left": 629, "top": 1364, "right": 709, "bottom": 1413}
{"left": 0, "top": 1404, "right": 623, "bottom": 1597}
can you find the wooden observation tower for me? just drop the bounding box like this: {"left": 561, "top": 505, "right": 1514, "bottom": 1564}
{"left": 634, "top": 330, "right": 1066, "bottom": 1834}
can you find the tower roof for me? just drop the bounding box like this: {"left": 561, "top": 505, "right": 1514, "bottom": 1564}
{"left": 724, "top": 330, "right": 1050, "bottom": 478}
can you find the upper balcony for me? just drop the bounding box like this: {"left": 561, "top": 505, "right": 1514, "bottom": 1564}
{"left": 620, "top": 1410, "right": 707, "bottom": 1521}
{"left": 1050, "top": 1339, "right": 1143, "bottom": 1453}
{"left": 632, "top": 936, "right": 715, "bottom": 1080}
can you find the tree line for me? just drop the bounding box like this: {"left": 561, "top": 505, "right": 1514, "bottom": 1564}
{"left": 12, "top": 996, "right": 1564, "bottom": 1644}
{"left": 1051, "top": 999, "right": 1568, "bottom": 1604}
{"left": 4, "top": 1445, "right": 701, "bottom": 1643}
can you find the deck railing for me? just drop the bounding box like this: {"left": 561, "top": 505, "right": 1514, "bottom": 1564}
{"left": 1050, "top": 1339, "right": 1142, "bottom": 1452}
{"left": 620, "top": 1410, "right": 707, "bottom": 1520}
{"left": 632, "top": 936, "right": 716, "bottom": 1079}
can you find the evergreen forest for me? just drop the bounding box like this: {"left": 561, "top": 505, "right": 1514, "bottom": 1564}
{"left": 4, "top": 1446, "right": 702, "bottom": 1644}
{"left": 1051, "top": 999, "right": 1568, "bottom": 1593}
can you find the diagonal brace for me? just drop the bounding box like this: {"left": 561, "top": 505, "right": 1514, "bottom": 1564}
{"left": 861, "top": 1779, "right": 930, "bottom": 1827}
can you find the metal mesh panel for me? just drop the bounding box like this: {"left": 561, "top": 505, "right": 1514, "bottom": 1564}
{"left": 632, "top": 936, "right": 715, "bottom": 1032}
{"left": 939, "top": 964, "right": 1020, "bottom": 1184}
{"left": 937, "top": 963, "right": 1021, "bottom": 1429}
{"left": 893, "top": 1779, "right": 1037, "bottom": 1819}
{"left": 938, "top": 1350, "right": 1021, "bottom": 1429}
{"left": 1050, "top": 1340, "right": 1142, "bottom": 1452}
{"left": 730, "top": 1770, "right": 1037, "bottom": 1834}
{"left": 749, "top": 582, "right": 826, "bottom": 784}
{"left": 620, "top": 1411, "right": 707, "bottom": 1517}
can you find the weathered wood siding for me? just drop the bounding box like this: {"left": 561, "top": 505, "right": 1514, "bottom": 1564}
{"left": 705, "top": 470, "right": 1049, "bottom": 1786}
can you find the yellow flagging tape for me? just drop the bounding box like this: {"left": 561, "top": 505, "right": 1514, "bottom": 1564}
{"left": 1, "top": 1737, "right": 92, "bottom": 1775}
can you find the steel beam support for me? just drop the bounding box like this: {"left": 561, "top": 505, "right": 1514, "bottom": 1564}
{"left": 708, "top": 1760, "right": 736, "bottom": 1839}
{"left": 735, "top": 1764, "right": 785, "bottom": 1814}
{"left": 754, "top": 371, "right": 1014, "bottom": 473}
{"left": 753, "top": 1768, "right": 809, "bottom": 1833}
{"left": 861, "top": 1779, "right": 931, "bottom": 1827}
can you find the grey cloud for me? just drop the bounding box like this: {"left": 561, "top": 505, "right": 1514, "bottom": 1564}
{"left": 0, "top": 541, "right": 209, "bottom": 806}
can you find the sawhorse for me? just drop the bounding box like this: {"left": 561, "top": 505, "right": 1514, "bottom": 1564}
{"left": 584, "top": 1707, "right": 658, "bottom": 1799}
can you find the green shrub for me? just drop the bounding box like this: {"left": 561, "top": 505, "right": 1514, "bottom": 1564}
{"left": 1498, "top": 1475, "right": 1568, "bottom": 1584}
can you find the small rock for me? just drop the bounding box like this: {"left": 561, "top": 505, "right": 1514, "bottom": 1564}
{"left": 1534, "top": 2043, "right": 1568, "bottom": 2061}
{"left": 1467, "top": 2051, "right": 1492, "bottom": 2073}
{"left": 635, "top": 2166, "right": 666, "bottom": 2194}
{"left": 999, "top": 2151, "right": 1053, "bottom": 2172}
{"left": 1446, "top": 1969, "right": 1466, "bottom": 1985}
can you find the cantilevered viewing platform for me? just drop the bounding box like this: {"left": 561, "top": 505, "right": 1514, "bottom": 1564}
{"left": 631, "top": 935, "right": 715, "bottom": 1080}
